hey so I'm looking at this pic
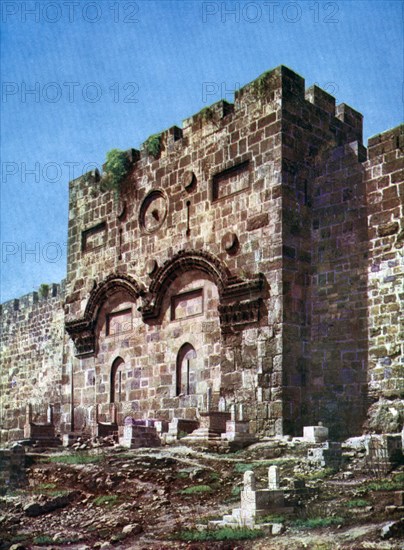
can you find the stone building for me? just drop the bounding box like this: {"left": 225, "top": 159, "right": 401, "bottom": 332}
{"left": 0, "top": 66, "right": 403, "bottom": 444}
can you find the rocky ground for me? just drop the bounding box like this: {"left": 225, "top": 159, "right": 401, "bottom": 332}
{"left": 1, "top": 439, "right": 403, "bottom": 550}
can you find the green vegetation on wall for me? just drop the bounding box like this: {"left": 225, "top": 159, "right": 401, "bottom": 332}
{"left": 38, "top": 284, "right": 50, "bottom": 298}
{"left": 102, "top": 149, "right": 130, "bottom": 196}
{"left": 143, "top": 133, "right": 162, "bottom": 158}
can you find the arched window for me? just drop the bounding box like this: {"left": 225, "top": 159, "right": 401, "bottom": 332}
{"left": 110, "top": 357, "right": 125, "bottom": 403}
{"left": 176, "top": 343, "right": 197, "bottom": 396}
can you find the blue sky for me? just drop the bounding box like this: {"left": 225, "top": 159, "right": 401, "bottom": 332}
{"left": 0, "top": 0, "right": 403, "bottom": 302}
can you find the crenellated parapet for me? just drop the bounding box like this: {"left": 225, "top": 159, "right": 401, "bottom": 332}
{"left": 67, "top": 66, "right": 364, "bottom": 200}
{"left": 0, "top": 281, "right": 65, "bottom": 317}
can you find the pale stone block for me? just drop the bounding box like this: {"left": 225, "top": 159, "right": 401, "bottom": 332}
{"left": 303, "top": 424, "right": 329, "bottom": 443}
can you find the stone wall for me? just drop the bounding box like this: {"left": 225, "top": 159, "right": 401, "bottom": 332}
{"left": 0, "top": 66, "right": 402, "bottom": 442}
{"left": 365, "top": 126, "right": 404, "bottom": 433}
{"left": 279, "top": 75, "right": 368, "bottom": 437}
{"left": 0, "top": 444, "right": 26, "bottom": 493}
{"left": 64, "top": 67, "right": 288, "bottom": 435}
{"left": 0, "top": 283, "right": 67, "bottom": 443}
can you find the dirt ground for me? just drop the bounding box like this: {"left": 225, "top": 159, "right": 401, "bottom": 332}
{"left": 1, "top": 441, "right": 403, "bottom": 550}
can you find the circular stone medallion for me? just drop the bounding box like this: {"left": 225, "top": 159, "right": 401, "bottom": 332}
{"left": 139, "top": 190, "right": 168, "bottom": 233}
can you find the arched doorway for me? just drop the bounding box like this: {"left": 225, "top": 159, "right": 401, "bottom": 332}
{"left": 176, "top": 344, "right": 197, "bottom": 396}
{"left": 110, "top": 357, "right": 125, "bottom": 403}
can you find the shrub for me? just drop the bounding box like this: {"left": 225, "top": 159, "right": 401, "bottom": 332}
{"left": 231, "top": 485, "right": 241, "bottom": 498}
{"left": 102, "top": 149, "right": 130, "bottom": 195}
{"left": 143, "top": 133, "right": 162, "bottom": 158}
{"left": 251, "top": 70, "right": 276, "bottom": 99}
{"left": 199, "top": 106, "right": 216, "bottom": 124}
{"left": 38, "top": 283, "right": 49, "bottom": 298}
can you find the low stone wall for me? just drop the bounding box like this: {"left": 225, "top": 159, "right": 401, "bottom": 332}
{"left": 0, "top": 444, "right": 26, "bottom": 494}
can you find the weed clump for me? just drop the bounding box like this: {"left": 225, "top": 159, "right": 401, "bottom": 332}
{"left": 180, "top": 484, "right": 212, "bottom": 495}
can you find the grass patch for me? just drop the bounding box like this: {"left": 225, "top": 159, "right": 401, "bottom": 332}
{"left": 47, "top": 489, "right": 71, "bottom": 497}
{"left": 346, "top": 499, "right": 369, "bottom": 508}
{"left": 176, "top": 466, "right": 196, "bottom": 479}
{"left": 231, "top": 485, "right": 241, "bottom": 498}
{"left": 43, "top": 453, "right": 104, "bottom": 465}
{"left": 295, "top": 467, "right": 335, "bottom": 480}
{"left": 366, "top": 480, "right": 401, "bottom": 491}
{"left": 35, "top": 482, "right": 56, "bottom": 490}
{"left": 7, "top": 534, "right": 29, "bottom": 544}
{"left": 116, "top": 452, "right": 136, "bottom": 459}
{"left": 359, "top": 474, "right": 404, "bottom": 493}
{"left": 180, "top": 485, "right": 213, "bottom": 495}
{"left": 255, "top": 514, "right": 285, "bottom": 524}
{"left": 291, "top": 516, "right": 344, "bottom": 530}
{"left": 33, "top": 535, "right": 55, "bottom": 545}
{"left": 176, "top": 527, "right": 264, "bottom": 542}
{"left": 233, "top": 458, "right": 292, "bottom": 473}
{"left": 32, "top": 482, "right": 70, "bottom": 497}
{"left": 93, "top": 495, "right": 119, "bottom": 506}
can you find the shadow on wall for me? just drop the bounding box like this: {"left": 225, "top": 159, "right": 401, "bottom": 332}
{"left": 306, "top": 143, "right": 369, "bottom": 439}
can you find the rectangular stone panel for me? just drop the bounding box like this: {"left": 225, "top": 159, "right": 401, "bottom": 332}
{"left": 106, "top": 308, "right": 132, "bottom": 336}
{"left": 171, "top": 289, "right": 203, "bottom": 321}
{"left": 81, "top": 222, "right": 107, "bottom": 252}
{"left": 212, "top": 160, "right": 250, "bottom": 201}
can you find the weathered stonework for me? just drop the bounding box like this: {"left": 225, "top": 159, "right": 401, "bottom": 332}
{"left": 0, "top": 66, "right": 402, "bottom": 444}
{"left": 0, "top": 284, "right": 68, "bottom": 443}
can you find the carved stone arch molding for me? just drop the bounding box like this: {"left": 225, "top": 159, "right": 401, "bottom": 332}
{"left": 140, "top": 249, "right": 268, "bottom": 333}
{"left": 65, "top": 273, "right": 144, "bottom": 358}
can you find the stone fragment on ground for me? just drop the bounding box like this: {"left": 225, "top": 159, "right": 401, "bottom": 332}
{"left": 23, "top": 494, "right": 72, "bottom": 516}
{"left": 380, "top": 518, "right": 404, "bottom": 539}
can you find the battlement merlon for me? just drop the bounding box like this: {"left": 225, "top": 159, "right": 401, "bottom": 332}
{"left": 0, "top": 281, "right": 65, "bottom": 316}
{"left": 67, "top": 65, "right": 365, "bottom": 194}
{"left": 367, "top": 124, "right": 404, "bottom": 160}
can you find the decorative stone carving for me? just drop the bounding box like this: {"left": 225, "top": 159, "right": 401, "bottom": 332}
{"left": 86, "top": 279, "right": 97, "bottom": 293}
{"left": 222, "top": 232, "right": 239, "bottom": 254}
{"left": 139, "top": 189, "right": 168, "bottom": 233}
{"left": 182, "top": 170, "right": 196, "bottom": 191}
{"left": 146, "top": 259, "right": 158, "bottom": 277}
{"left": 65, "top": 273, "right": 143, "bottom": 358}
{"left": 219, "top": 298, "right": 262, "bottom": 333}
{"left": 140, "top": 249, "right": 267, "bottom": 328}
{"left": 116, "top": 200, "right": 127, "bottom": 220}
{"left": 65, "top": 320, "right": 96, "bottom": 358}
